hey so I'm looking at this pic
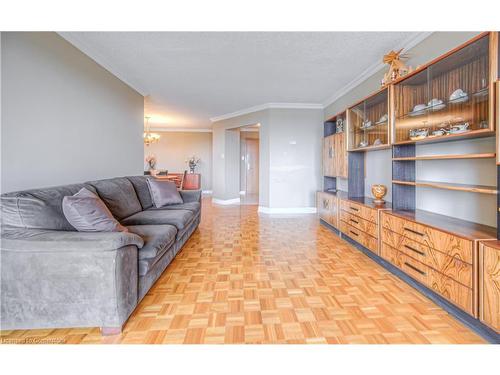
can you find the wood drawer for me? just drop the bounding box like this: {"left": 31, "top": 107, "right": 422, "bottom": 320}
{"left": 381, "top": 228, "right": 473, "bottom": 287}
{"left": 381, "top": 243, "right": 474, "bottom": 315}
{"left": 340, "top": 210, "right": 378, "bottom": 238}
{"left": 340, "top": 200, "right": 377, "bottom": 224}
{"left": 340, "top": 220, "right": 378, "bottom": 253}
{"left": 381, "top": 212, "right": 472, "bottom": 264}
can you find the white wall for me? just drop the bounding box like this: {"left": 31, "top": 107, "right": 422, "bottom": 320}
{"left": 1, "top": 32, "right": 144, "bottom": 193}
{"left": 211, "top": 107, "right": 322, "bottom": 209}
{"left": 144, "top": 131, "right": 213, "bottom": 190}
{"left": 324, "top": 31, "right": 496, "bottom": 227}
{"left": 268, "top": 108, "right": 323, "bottom": 208}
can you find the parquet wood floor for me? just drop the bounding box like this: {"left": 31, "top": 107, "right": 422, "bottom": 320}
{"left": 0, "top": 198, "right": 486, "bottom": 344}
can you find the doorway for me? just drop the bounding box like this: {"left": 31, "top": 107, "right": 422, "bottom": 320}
{"left": 240, "top": 125, "right": 259, "bottom": 205}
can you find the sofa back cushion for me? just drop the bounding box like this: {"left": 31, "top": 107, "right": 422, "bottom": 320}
{"left": 1, "top": 183, "right": 96, "bottom": 230}
{"left": 147, "top": 179, "right": 183, "bottom": 208}
{"left": 126, "top": 176, "right": 153, "bottom": 209}
{"left": 86, "top": 177, "right": 142, "bottom": 219}
{"left": 62, "top": 188, "right": 129, "bottom": 232}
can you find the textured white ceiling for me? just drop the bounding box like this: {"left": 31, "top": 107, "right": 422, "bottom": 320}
{"left": 60, "top": 32, "right": 424, "bottom": 129}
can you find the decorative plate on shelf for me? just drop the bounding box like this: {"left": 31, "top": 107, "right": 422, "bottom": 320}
{"left": 409, "top": 104, "right": 427, "bottom": 117}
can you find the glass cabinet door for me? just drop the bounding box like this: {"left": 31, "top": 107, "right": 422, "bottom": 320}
{"left": 394, "top": 33, "right": 493, "bottom": 143}
{"left": 348, "top": 88, "right": 389, "bottom": 150}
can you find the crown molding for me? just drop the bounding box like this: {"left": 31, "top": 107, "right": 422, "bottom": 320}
{"left": 58, "top": 32, "right": 148, "bottom": 96}
{"left": 322, "top": 32, "right": 434, "bottom": 108}
{"left": 210, "top": 102, "right": 323, "bottom": 123}
{"left": 149, "top": 127, "right": 213, "bottom": 133}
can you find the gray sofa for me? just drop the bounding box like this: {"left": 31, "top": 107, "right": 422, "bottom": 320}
{"left": 0, "top": 176, "right": 201, "bottom": 334}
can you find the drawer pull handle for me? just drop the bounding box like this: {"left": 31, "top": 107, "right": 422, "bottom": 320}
{"left": 349, "top": 230, "right": 359, "bottom": 237}
{"left": 404, "top": 244, "right": 425, "bottom": 256}
{"left": 404, "top": 262, "right": 426, "bottom": 276}
{"left": 350, "top": 219, "right": 359, "bottom": 224}
{"left": 349, "top": 206, "right": 359, "bottom": 212}
{"left": 404, "top": 227, "right": 424, "bottom": 237}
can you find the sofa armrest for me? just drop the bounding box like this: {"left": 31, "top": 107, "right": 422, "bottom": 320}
{"left": 1, "top": 227, "right": 144, "bottom": 253}
{"left": 179, "top": 190, "right": 201, "bottom": 203}
{"left": 1, "top": 227, "right": 141, "bottom": 331}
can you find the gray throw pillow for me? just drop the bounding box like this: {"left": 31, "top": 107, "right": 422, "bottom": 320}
{"left": 62, "top": 188, "right": 128, "bottom": 232}
{"left": 146, "top": 179, "right": 183, "bottom": 208}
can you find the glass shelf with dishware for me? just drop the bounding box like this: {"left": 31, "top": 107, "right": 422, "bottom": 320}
{"left": 347, "top": 86, "right": 391, "bottom": 151}
{"left": 393, "top": 32, "right": 497, "bottom": 145}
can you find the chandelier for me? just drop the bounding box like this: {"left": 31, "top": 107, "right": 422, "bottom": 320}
{"left": 143, "top": 116, "right": 160, "bottom": 146}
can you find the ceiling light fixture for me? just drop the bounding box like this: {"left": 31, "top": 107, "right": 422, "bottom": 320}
{"left": 143, "top": 116, "right": 160, "bottom": 146}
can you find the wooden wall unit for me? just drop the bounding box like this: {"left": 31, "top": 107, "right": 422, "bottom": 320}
{"left": 318, "top": 32, "right": 500, "bottom": 337}
{"left": 479, "top": 241, "right": 500, "bottom": 332}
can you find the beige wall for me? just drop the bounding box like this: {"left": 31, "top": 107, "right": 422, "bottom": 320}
{"left": 1, "top": 32, "right": 144, "bottom": 192}
{"left": 145, "top": 131, "right": 213, "bottom": 191}
{"left": 324, "top": 31, "right": 496, "bottom": 227}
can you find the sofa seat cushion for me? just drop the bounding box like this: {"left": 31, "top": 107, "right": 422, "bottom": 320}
{"left": 149, "top": 201, "right": 201, "bottom": 213}
{"left": 121, "top": 209, "right": 194, "bottom": 232}
{"left": 86, "top": 177, "right": 142, "bottom": 220}
{"left": 127, "top": 224, "right": 177, "bottom": 276}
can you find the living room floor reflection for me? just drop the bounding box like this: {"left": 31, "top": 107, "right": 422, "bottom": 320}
{"left": 0, "top": 197, "right": 485, "bottom": 344}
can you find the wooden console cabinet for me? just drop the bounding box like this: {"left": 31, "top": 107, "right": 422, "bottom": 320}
{"left": 479, "top": 241, "right": 500, "bottom": 332}
{"left": 380, "top": 210, "right": 497, "bottom": 317}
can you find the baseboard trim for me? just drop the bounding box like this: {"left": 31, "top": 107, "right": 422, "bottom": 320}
{"left": 239, "top": 191, "right": 246, "bottom": 195}
{"left": 258, "top": 206, "right": 317, "bottom": 214}
{"left": 212, "top": 197, "right": 241, "bottom": 205}
{"left": 202, "top": 190, "right": 212, "bottom": 195}
{"left": 319, "top": 220, "right": 500, "bottom": 344}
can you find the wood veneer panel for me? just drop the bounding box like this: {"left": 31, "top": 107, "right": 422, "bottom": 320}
{"left": 340, "top": 199, "right": 378, "bottom": 224}
{"left": 381, "top": 227, "right": 473, "bottom": 287}
{"left": 340, "top": 220, "right": 378, "bottom": 253}
{"left": 479, "top": 241, "right": 500, "bottom": 332}
{"left": 384, "top": 210, "right": 497, "bottom": 241}
{"left": 381, "top": 243, "right": 474, "bottom": 315}
{"left": 340, "top": 210, "right": 378, "bottom": 238}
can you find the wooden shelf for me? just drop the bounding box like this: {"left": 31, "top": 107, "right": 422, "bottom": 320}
{"left": 392, "top": 180, "right": 498, "bottom": 195}
{"left": 349, "top": 144, "right": 391, "bottom": 152}
{"left": 393, "top": 129, "right": 495, "bottom": 146}
{"left": 393, "top": 153, "right": 496, "bottom": 161}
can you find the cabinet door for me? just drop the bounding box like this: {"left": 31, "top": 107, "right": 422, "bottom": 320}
{"left": 329, "top": 195, "right": 338, "bottom": 228}
{"left": 323, "top": 136, "right": 335, "bottom": 177}
{"left": 335, "top": 133, "right": 348, "bottom": 178}
{"left": 480, "top": 243, "right": 500, "bottom": 332}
